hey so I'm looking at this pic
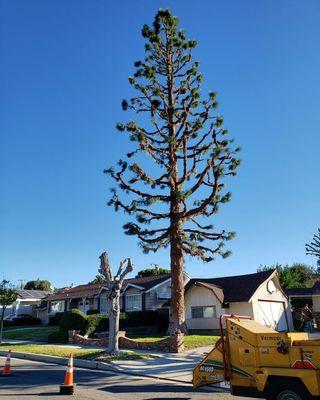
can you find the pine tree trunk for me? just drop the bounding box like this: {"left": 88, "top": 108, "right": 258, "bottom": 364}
{"left": 169, "top": 226, "right": 186, "bottom": 333}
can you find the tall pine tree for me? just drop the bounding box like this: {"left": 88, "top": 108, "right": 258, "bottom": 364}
{"left": 105, "top": 9, "right": 240, "bottom": 332}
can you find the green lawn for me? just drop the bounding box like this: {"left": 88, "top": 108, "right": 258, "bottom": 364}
{"left": 2, "top": 326, "right": 59, "bottom": 342}
{"left": 129, "top": 334, "right": 219, "bottom": 350}
{"left": 0, "top": 343, "right": 153, "bottom": 362}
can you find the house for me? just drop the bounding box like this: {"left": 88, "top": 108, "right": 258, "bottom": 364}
{"left": 45, "top": 273, "right": 190, "bottom": 320}
{"left": 185, "top": 269, "right": 294, "bottom": 332}
{"left": 285, "top": 281, "right": 320, "bottom": 312}
{"left": 5, "top": 290, "right": 51, "bottom": 318}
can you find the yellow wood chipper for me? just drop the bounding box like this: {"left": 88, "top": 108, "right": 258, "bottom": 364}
{"left": 193, "top": 314, "right": 320, "bottom": 399}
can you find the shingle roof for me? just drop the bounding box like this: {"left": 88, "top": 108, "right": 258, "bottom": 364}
{"left": 185, "top": 269, "right": 276, "bottom": 303}
{"left": 45, "top": 274, "right": 171, "bottom": 301}
{"left": 284, "top": 287, "right": 314, "bottom": 297}
{"left": 123, "top": 274, "right": 171, "bottom": 291}
{"left": 16, "top": 290, "right": 51, "bottom": 300}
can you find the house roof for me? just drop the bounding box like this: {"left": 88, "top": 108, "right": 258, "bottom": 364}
{"left": 122, "top": 274, "right": 171, "bottom": 292}
{"left": 45, "top": 274, "right": 172, "bottom": 302}
{"left": 16, "top": 290, "right": 51, "bottom": 300}
{"left": 284, "top": 287, "right": 315, "bottom": 297}
{"left": 185, "top": 269, "right": 276, "bottom": 303}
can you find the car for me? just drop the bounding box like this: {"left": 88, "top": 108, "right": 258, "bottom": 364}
{"left": 4, "top": 313, "right": 32, "bottom": 321}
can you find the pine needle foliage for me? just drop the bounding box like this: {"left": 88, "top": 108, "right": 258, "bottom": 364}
{"left": 105, "top": 9, "right": 240, "bottom": 331}
{"left": 306, "top": 228, "right": 320, "bottom": 266}
{"left": 106, "top": 9, "right": 240, "bottom": 262}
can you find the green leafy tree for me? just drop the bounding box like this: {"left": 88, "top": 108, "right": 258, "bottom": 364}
{"left": 306, "top": 228, "right": 320, "bottom": 266}
{"left": 258, "top": 263, "right": 319, "bottom": 288}
{"left": 0, "top": 280, "right": 18, "bottom": 344}
{"left": 136, "top": 264, "right": 171, "bottom": 278}
{"left": 24, "top": 279, "right": 52, "bottom": 292}
{"left": 106, "top": 9, "right": 240, "bottom": 332}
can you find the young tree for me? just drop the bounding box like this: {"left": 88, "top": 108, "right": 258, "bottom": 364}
{"left": 306, "top": 228, "right": 320, "bottom": 266}
{"left": 99, "top": 252, "right": 133, "bottom": 354}
{"left": 0, "top": 280, "right": 18, "bottom": 344}
{"left": 105, "top": 9, "right": 240, "bottom": 332}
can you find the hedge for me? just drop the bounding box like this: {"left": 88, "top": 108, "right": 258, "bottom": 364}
{"left": 87, "top": 309, "right": 99, "bottom": 315}
{"left": 55, "top": 309, "right": 169, "bottom": 338}
{"left": 48, "top": 312, "right": 65, "bottom": 326}
{"left": 12, "top": 317, "right": 41, "bottom": 326}
{"left": 59, "top": 309, "right": 87, "bottom": 335}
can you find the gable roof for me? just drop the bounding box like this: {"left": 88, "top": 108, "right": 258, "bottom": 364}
{"left": 185, "top": 269, "right": 276, "bottom": 303}
{"left": 16, "top": 290, "right": 51, "bottom": 300}
{"left": 46, "top": 274, "right": 172, "bottom": 302}
{"left": 122, "top": 274, "right": 171, "bottom": 292}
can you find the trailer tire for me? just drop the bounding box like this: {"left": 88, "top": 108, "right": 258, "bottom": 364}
{"left": 265, "top": 379, "right": 312, "bottom": 400}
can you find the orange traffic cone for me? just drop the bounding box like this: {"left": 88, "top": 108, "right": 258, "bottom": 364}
{"left": 2, "top": 350, "right": 12, "bottom": 376}
{"left": 59, "top": 353, "right": 74, "bottom": 395}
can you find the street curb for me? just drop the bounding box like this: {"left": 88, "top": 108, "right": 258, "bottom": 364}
{"left": 0, "top": 350, "right": 227, "bottom": 392}
{"left": 0, "top": 350, "right": 119, "bottom": 373}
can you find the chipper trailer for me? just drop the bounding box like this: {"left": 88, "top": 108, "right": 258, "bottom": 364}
{"left": 193, "top": 314, "right": 320, "bottom": 399}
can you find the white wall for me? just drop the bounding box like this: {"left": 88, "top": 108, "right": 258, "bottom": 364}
{"left": 185, "top": 285, "right": 224, "bottom": 330}
{"left": 228, "top": 302, "right": 254, "bottom": 318}
{"left": 251, "top": 276, "right": 294, "bottom": 331}
{"left": 312, "top": 295, "right": 320, "bottom": 312}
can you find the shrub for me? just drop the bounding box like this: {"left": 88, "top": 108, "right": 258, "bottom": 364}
{"left": 156, "top": 309, "right": 169, "bottom": 333}
{"left": 59, "top": 309, "right": 88, "bottom": 335}
{"left": 119, "top": 310, "right": 169, "bottom": 333}
{"left": 13, "top": 317, "right": 41, "bottom": 326}
{"left": 48, "top": 312, "right": 64, "bottom": 326}
{"left": 87, "top": 309, "right": 99, "bottom": 315}
{"left": 86, "top": 314, "right": 108, "bottom": 336}
{"left": 121, "top": 311, "right": 157, "bottom": 328}
{"left": 48, "top": 330, "right": 68, "bottom": 343}
{"left": 3, "top": 320, "right": 14, "bottom": 327}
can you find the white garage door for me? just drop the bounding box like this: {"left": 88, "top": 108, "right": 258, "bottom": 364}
{"left": 257, "top": 300, "right": 288, "bottom": 331}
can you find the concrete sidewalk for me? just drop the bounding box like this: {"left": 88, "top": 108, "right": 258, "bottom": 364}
{"left": 111, "top": 351, "right": 206, "bottom": 382}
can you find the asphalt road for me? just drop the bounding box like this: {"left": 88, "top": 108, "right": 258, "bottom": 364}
{"left": 0, "top": 357, "right": 259, "bottom": 400}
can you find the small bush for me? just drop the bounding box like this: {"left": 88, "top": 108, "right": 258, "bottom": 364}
{"left": 59, "top": 309, "right": 88, "bottom": 335}
{"left": 48, "top": 312, "right": 65, "bottom": 326}
{"left": 13, "top": 317, "right": 41, "bottom": 326}
{"left": 48, "top": 330, "right": 68, "bottom": 343}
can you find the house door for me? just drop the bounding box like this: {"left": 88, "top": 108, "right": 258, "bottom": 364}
{"left": 79, "top": 300, "right": 90, "bottom": 315}
{"left": 257, "top": 300, "right": 288, "bottom": 331}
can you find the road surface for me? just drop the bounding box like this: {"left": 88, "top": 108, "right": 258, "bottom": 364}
{"left": 0, "top": 357, "right": 260, "bottom": 399}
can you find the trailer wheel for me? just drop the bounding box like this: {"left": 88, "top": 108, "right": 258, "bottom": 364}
{"left": 265, "top": 380, "right": 312, "bottom": 400}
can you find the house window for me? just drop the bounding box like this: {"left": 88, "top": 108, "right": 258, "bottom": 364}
{"left": 126, "top": 294, "right": 142, "bottom": 312}
{"left": 100, "top": 297, "right": 107, "bottom": 314}
{"left": 51, "top": 301, "right": 65, "bottom": 313}
{"left": 191, "top": 306, "right": 216, "bottom": 319}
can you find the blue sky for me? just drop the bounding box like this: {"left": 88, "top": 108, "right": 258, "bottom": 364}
{"left": 1, "top": 0, "right": 319, "bottom": 288}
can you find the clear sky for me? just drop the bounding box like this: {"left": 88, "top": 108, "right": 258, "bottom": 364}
{"left": 1, "top": 0, "right": 319, "bottom": 288}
